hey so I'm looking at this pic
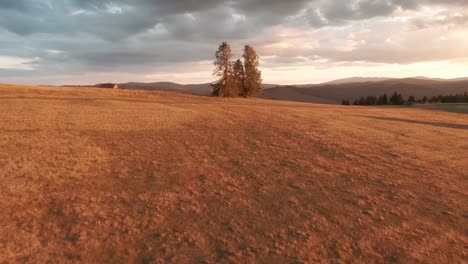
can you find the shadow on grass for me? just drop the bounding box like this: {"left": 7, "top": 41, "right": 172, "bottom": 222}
{"left": 363, "top": 116, "right": 468, "bottom": 131}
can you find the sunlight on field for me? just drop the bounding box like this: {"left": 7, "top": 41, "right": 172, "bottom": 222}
{"left": 0, "top": 84, "right": 467, "bottom": 263}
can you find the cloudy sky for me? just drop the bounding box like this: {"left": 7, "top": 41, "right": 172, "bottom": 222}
{"left": 1, "top": 0, "right": 467, "bottom": 85}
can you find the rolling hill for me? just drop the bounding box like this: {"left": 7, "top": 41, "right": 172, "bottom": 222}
{"left": 99, "top": 82, "right": 278, "bottom": 95}
{"left": 117, "top": 82, "right": 212, "bottom": 95}
{"left": 261, "top": 78, "right": 468, "bottom": 104}
{"left": 1, "top": 83, "right": 466, "bottom": 263}
{"left": 88, "top": 77, "right": 468, "bottom": 104}
{"left": 64, "top": 77, "right": 468, "bottom": 105}
{"left": 322, "top": 77, "right": 391, "bottom": 85}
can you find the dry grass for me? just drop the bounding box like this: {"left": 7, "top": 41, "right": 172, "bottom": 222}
{"left": 0, "top": 84, "right": 467, "bottom": 263}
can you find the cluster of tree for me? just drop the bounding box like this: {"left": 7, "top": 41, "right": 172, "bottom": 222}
{"left": 424, "top": 93, "right": 468, "bottom": 103}
{"left": 212, "top": 42, "right": 262, "bottom": 97}
{"left": 341, "top": 92, "right": 404, "bottom": 105}
{"left": 342, "top": 91, "right": 468, "bottom": 106}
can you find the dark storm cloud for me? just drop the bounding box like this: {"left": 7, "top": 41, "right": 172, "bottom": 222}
{"left": 307, "top": 0, "right": 468, "bottom": 27}
{"left": 0, "top": 0, "right": 467, "bottom": 82}
{"left": 233, "top": 0, "right": 311, "bottom": 16}
{"left": 1, "top": 0, "right": 467, "bottom": 37}
{"left": 0, "top": 0, "right": 38, "bottom": 12}
{"left": 0, "top": 1, "right": 156, "bottom": 39}
{"left": 0, "top": 0, "right": 305, "bottom": 39}
{"left": 308, "top": 0, "right": 400, "bottom": 26}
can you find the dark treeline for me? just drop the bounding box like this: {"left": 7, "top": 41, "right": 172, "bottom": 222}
{"left": 342, "top": 91, "right": 468, "bottom": 106}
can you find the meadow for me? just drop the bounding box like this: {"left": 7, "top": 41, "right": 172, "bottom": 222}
{"left": 0, "top": 84, "right": 466, "bottom": 263}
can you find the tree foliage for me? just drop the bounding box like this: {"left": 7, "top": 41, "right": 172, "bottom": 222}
{"left": 243, "top": 45, "right": 262, "bottom": 97}
{"left": 377, "top": 94, "right": 389, "bottom": 105}
{"left": 426, "top": 93, "right": 468, "bottom": 103}
{"left": 211, "top": 42, "right": 237, "bottom": 97}
{"left": 233, "top": 59, "right": 245, "bottom": 97}
{"left": 389, "top": 92, "right": 405, "bottom": 105}
{"left": 345, "top": 91, "right": 468, "bottom": 106}
{"left": 212, "top": 42, "right": 262, "bottom": 98}
{"left": 341, "top": 99, "right": 350, "bottom": 105}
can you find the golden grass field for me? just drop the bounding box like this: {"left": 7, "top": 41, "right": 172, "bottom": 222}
{"left": 0, "top": 84, "right": 467, "bottom": 263}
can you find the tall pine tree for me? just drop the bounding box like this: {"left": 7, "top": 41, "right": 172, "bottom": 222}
{"left": 233, "top": 59, "right": 245, "bottom": 97}
{"left": 390, "top": 91, "right": 405, "bottom": 105}
{"left": 377, "top": 93, "right": 389, "bottom": 105}
{"left": 211, "top": 42, "right": 237, "bottom": 97}
{"left": 243, "top": 45, "right": 262, "bottom": 97}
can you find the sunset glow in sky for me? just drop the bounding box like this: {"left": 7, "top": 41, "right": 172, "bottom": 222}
{"left": 1, "top": 0, "right": 467, "bottom": 85}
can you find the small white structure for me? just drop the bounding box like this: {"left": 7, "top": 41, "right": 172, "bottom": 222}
{"left": 113, "top": 84, "right": 119, "bottom": 89}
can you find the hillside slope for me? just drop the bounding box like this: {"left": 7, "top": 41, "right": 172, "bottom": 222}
{"left": 114, "top": 82, "right": 278, "bottom": 95}
{"left": 0, "top": 84, "right": 467, "bottom": 263}
{"left": 118, "top": 82, "right": 212, "bottom": 95}
{"left": 80, "top": 78, "right": 468, "bottom": 104}
{"left": 261, "top": 78, "right": 468, "bottom": 104}
{"left": 258, "top": 85, "right": 336, "bottom": 104}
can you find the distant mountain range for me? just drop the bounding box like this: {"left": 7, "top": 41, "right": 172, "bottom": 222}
{"left": 72, "top": 76, "right": 468, "bottom": 104}
{"left": 322, "top": 77, "right": 392, "bottom": 85}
